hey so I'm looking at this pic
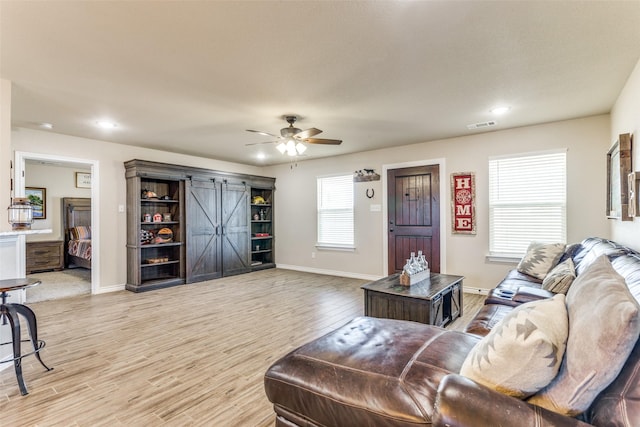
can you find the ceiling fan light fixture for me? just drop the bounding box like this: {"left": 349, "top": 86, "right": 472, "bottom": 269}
{"left": 295, "top": 142, "right": 307, "bottom": 155}
{"left": 286, "top": 140, "right": 297, "bottom": 156}
{"left": 276, "top": 142, "right": 287, "bottom": 154}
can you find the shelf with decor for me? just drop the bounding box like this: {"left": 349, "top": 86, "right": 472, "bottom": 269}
{"left": 250, "top": 187, "right": 275, "bottom": 270}
{"left": 126, "top": 171, "right": 185, "bottom": 292}
{"left": 126, "top": 159, "right": 275, "bottom": 291}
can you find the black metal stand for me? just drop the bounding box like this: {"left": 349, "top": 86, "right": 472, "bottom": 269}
{"left": 0, "top": 287, "right": 53, "bottom": 395}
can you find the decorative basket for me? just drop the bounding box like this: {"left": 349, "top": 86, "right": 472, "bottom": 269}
{"left": 399, "top": 269, "right": 431, "bottom": 286}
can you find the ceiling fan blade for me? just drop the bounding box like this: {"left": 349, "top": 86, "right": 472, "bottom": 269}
{"left": 294, "top": 127, "right": 322, "bottom": 139}
{"left": 245, "top": 140, "right": 279, "bottom": 146}
{"left": 304, "top": 138, "right": 342, "bottom": 145}
{"left": 247, "top": 129, "right": 280, "bottom": 138}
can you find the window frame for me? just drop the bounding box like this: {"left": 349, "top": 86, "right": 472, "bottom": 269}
{"left": 316, "top": 173, "right": 355, "bottom": 251}
{"left": 488, "top": 149, "right": 567, "bottom": 259}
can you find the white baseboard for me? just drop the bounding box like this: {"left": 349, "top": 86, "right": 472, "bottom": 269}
{"left": 275, "top": 265, "right": 493, "bottom": 296}
{"left": 463, "top": 287, "right": 490, "bottom": 295}
{"left": 275, "top": 264, "right": 382, "bottom": 282}
{"left": 94, "top": 284, "right": 126, "bottom": 294}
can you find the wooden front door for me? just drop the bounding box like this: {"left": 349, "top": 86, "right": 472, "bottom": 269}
{"left": 388, "top": 165, "right": 440, "bottom": 274}
{"left": 185, "top": 179, "right": 222, "bottom": 283}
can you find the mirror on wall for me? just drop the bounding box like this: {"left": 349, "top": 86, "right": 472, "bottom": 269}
{"left": 607, "top": 133, "right": 633, "bottom": 221}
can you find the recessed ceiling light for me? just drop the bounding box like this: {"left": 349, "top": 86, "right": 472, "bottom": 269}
{"left": 96, "top": 120, "right": 118, "bottom": 129}
{"left": 490, "top": 106, "right": 511, "bottom": 115}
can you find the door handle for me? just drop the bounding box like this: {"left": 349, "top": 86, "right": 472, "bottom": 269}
{"left": 390, "top": 229, "right": 394, "bottom": 232}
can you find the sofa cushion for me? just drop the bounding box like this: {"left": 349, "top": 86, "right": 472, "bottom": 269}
{"left": 464, "top": 304, "right": 513, "bottom": 337}
{"left": 572, "top": 237, "right": 629, "bottom": 276}
{"left": 264, "top": 316, "right": 480, "bottom": 427}
{"left": 528, "top": 255, "right": 640, "bottom": 416}
{"left": 460, "top": 294, "right": 568, "bottom": 398}
{"left": 517, "top": 242, "right": 566, "bottom": 280}
{"left": 588, "top": 337, "right": 640, "bottom": 426}
{"left": 542, "top": 258, "right": 576, "bottom": 294}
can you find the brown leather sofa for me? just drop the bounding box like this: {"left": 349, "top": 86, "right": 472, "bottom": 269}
{"left": 264, "top": 237, "right": 640, "bottom": 426}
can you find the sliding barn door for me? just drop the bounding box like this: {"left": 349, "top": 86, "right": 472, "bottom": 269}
{"left": 221, "top": 182, "right": 251, "bottom": 276}
{"left": 185, "top": 179, "right": 222, "bottom": 283}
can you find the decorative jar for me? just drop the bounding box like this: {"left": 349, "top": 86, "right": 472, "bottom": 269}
{"left": 7, "top": 198, "right": 33, "bottom": 230}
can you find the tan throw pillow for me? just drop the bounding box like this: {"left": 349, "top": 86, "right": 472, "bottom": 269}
{"left": 542, "top": 258, "right": 576, "bottom": 294}
{"left": 517, "top": 242, "right": 566, "bottom": 280}
{"left": 460, "top": 294, "right": 568, "bottom": 398}
{"left": 528, "top": 255, "right": 640, "bottom": 416}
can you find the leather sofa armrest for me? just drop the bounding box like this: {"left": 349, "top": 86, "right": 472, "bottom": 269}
{"left": 433, "top": 374, "right": 593, "bottom": 427}
{"left": 512, "top": 286, "right": 555, "bottom": 303}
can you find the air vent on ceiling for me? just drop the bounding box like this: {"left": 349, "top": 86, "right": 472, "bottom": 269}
{"left": 467, "top": 120, "right": 497, "bottom": 130}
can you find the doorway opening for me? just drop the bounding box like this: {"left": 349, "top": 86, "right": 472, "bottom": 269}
{"left": 14, "top": 151, "right": 99, "bottom": 299}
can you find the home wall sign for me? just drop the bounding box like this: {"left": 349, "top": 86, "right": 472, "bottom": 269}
{"left": 451, "top": 172, "right": 476, "bottom": 234}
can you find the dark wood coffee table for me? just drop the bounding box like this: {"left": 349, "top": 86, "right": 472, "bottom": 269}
{"left": 361, "top": 273, "right": 463, "bottom": 327}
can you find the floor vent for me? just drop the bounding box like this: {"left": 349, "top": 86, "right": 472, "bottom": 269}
{"left": 467, "top": 120, "right": 497, "bottom": 130}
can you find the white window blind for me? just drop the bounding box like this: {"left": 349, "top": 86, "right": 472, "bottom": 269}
{"left": 489, "top": 150, "right": 566, "bottom": 256}
{"left": 317, "top": 174, "right": 354, "bottom": 248}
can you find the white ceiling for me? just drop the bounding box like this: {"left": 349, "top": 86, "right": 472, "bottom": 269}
{"left": 2, "top": 1, "right": 640, "bottom": 166}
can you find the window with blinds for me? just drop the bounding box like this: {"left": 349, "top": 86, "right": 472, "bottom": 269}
{"left": 489, "top": 150, "right": 567, "bottom": 256}
{"left": 317, "top": 174, "right": 354, "bottom": 249}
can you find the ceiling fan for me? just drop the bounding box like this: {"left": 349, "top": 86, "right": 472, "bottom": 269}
{"left": 246, "top": 115, "right": 342, "bottom": 156}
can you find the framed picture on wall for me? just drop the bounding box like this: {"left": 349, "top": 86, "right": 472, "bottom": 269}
{"left": 76, "top": 172, "right": 92, "bottom": 188}
{"left": 25, "top": 187, "right": 46, "bottom": 219}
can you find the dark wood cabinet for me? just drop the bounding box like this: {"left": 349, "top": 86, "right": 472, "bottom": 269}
{"left": 26, "top": 240, "right": 65, "bottom": 274}
{"left": 125, "top": 159, "right": 275, "bottom": 292}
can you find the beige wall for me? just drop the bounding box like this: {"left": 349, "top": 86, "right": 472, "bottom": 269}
{"left": 266, "top": 115, "right": 611, "bottom": 290}
{"left": 0, "top": 80, "right": 11, "bottom": 231}
{"left": 11, "top": 128, "right": 265, "bottom": 292}
{"left": 611, "top": 57, "right": 640, "bottom": 247}
{"left": 24, "top": 163, "right": 91, "bottom": 241}
{"left": 8, "top": 71, "right": 628, "bottom": 292}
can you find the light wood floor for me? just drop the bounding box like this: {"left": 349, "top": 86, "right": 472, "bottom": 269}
{"left": 0, "top": 269, "right": 484, "bottom": 426}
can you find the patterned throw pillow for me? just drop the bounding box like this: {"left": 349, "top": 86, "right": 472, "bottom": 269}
{"left": 517, "top": 242, "right": 566, "bottom": 280}
{"left": 460, "top": 294, "right": 568, "bottom": 398}
{"left": 528, "top": 255, "right": 640, "bottom": 416}
{"left": 70, "top": 226, "right": 91, "bottom": 240}
{"left": 542, "top": 258, "right": 576, "bottom": 294}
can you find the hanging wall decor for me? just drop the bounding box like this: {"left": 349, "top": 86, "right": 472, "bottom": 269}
{"left": 353, "top": 169, "right": 380, "bottom": 182}
{"left": 451, "top": 172, "right": 476, "bottom": 234}
{"left": 607, "top": 133, "right": 632, "bottom": 221}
